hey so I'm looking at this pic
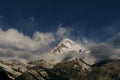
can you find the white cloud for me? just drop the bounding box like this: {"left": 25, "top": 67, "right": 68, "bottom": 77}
{"left": 0, "top": 28, "right": 54, "bottom": 52}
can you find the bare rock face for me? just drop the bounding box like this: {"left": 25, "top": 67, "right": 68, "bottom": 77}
{"left": 51, "top": 58, "right": 92, "bottom": 80}
{"left": 0, "top": 58, "right": 27, "bottom": 80}
{"left": 0, "top": 67, "right": 12, "bottom": 80}
{"left": 28, "top": 60, "right": 60, "bottom": 69}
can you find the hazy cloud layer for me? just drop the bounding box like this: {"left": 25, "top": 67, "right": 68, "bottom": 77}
{"left": 89, "top": 32, "right": 120, "bottom": 63}
{"left": 0, "top": 27, "right": 120, "bottom": 65}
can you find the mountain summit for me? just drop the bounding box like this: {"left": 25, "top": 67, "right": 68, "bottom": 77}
{"left": 51, "top": 38, "right": 89, "bottom": 54}
{"left": 49, "top": 38, "right": 95, "bottom": 65}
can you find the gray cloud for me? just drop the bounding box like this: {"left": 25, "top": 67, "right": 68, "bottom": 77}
{"left": 89, "top": 32, "right": 120, "bottom": 63}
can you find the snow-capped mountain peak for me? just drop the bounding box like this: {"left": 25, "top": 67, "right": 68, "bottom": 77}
{"left": 51, "top": 38, "right": 88, "bottom": 54}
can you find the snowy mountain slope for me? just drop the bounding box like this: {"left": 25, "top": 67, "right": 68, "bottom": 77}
{"left": 51, "top": 38, "right": 89, "bottom": 54}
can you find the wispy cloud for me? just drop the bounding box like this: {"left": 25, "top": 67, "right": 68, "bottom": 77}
{"left": 56, "top": 27, "right": 73, "bottom": 40}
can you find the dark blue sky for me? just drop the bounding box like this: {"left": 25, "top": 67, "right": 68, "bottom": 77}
{"left": 0, "top": 0, "right": 120, "bottom": 42}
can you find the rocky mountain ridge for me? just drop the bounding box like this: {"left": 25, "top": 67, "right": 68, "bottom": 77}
{"left": 0, "top": 57, "right": 120, "bottom": 80}
{"left": 0, "top": 57, "right": 92, "bottom": 80}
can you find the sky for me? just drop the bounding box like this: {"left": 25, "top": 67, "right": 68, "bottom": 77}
{"left": 0, "top": 0, "right": 120, "bottom": 42}
{"left": 0, "top": 0, "right": 120, "bottom": 63}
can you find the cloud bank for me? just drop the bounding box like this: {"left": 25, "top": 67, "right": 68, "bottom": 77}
{"left": 0, "top": 27, "right": 72, "bottom": 61}
{"left": 0, "top": 28, "right": 54, "bottom": 51}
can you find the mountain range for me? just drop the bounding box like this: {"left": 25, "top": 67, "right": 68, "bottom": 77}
{"left": 0, "top": 37, "right": 120, "bottom": 80}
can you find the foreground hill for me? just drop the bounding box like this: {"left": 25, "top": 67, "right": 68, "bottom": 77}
{"left": 0, "top": 58, "right": 120, "bottom": 80}
{"left": 82, "top": 59, "right": 120, "bottom": 80}
{"left": 16, "top": 58, "right": 91, "bottom": 80}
